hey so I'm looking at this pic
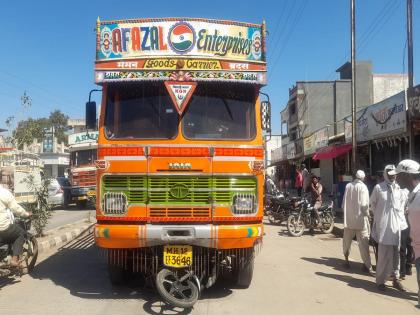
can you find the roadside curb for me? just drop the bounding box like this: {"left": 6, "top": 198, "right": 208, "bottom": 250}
{"left": 37, "top": 222, "right": 95, "bottom": 253}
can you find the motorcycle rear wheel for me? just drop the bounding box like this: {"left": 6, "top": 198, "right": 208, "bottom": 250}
{"left": 321, "top": 213, "right": 335, "bottom": 234}
{"left": 267, "top": 212, "right": 281, "bottom": 225}
{"left": 287, "top": 214, "right": 305, "bottom": 237}
{"left": 156, "top": 268, "right": 199, "bottom": 309}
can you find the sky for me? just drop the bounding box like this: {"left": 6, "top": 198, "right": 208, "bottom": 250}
{"left": 0, "top": 0, "right": 419, "bottom": 135}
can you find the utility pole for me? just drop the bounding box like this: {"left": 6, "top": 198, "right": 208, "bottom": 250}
{"left": 351, "top": 0, "right": 357, "bottom": 172}
{"left": 407, "top": 0, "right": 414, "bottom": 157}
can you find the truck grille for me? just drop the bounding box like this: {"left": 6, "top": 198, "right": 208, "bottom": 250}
{"left": 101, "top": 175, "right": 257, "bottom": 208}
{"left": 72, "top": 170, "right": 96, "bottom": 187}
{"left": 107, "top": 246, "right": 257, "bottom": 277}
{"left": 149, "top": 207, "right": 210, "bottom": 218}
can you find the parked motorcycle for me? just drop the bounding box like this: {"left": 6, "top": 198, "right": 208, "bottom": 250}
{"left": 266, "top": 193, "right": 299, "bottom": 224}
{"left": 0, "top": 217, "right": 38, "bottom": 277}
{"left": 286, "top": 197, "right": 334, "bottom": 237}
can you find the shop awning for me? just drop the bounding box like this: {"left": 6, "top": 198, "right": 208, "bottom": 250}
{"left": 312, "top": 143, "right": 352, "bottom": 160}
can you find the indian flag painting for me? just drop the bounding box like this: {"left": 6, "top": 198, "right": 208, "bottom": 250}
{"left": 168, "top": 22, "right": 196, "bottom": 53}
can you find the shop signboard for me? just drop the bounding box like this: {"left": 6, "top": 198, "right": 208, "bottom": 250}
{"left": 43, "top": 128, "right": 54, "bottom": 153}
{"left": 408, "top": 84, "right": 420, "bottom": 119}
{"left": 271, "top": 146, "right": 283, "bottom": 163}
{"left": 68, "top": 131, "right": 99, "bottom": 146}
{"left": 286, "top": 142, "right": 296, "bottom": 160}
{"left": 344, "top": 91, "right": 406, "bottom": 142}
{"left": 304, "top": 127, "right": 328, "bottom": 155}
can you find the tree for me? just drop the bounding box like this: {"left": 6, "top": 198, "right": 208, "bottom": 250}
{"left": 12, "top": 110, "right": 69, "bottom": 149}
{"left": 22, "top": 175, "right": 51, "bottom": 237}
{"left": 48, "top": 110, "right": 69, "bottom": 144}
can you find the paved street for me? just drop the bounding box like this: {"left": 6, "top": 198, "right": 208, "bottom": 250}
{"left": 46, "top": 207, "right": 95, "bottom": 231}
{"left": 0, "top": 220, "right": 419, "bottom": 315}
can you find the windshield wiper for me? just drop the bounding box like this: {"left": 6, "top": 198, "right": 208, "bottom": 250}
{"left": 222, "top": 99, "right": 234, "bottom": 120}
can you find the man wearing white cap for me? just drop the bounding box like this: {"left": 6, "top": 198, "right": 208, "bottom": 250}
{"left": 391, "top": 159, "right": 420, "bottom": 304}
{"left": 370, "top": 165, "right": 406, "bottom": 291}
{"left": 342, "top": 170, "right": 373, "bottom": 274}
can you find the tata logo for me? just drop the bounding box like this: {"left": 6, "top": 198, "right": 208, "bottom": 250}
{"left": 169, "top": 162, "right": 192, "bottom": 170}
{"left": 169, "top": 184, "right": 190, "bottom": 199}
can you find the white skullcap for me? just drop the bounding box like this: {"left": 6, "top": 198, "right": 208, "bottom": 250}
{"left": 355, "top": 170, "right": 365, "bottom": 180}
{"left": 388, "top": 159, "right": 420, "bottom": 175}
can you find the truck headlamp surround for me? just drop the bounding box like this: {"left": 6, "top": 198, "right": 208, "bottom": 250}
{"left": 232, "top": 193, "right": 257, "bottom": 215}
{"left": 102, "top": 192, "right": 128, "bottom": 215}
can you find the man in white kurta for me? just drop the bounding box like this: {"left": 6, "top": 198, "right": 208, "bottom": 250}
{"left": 342, "top": 170, "right": 373, "bottom": 274}
{"left": 391, "top": 159, "right": 420, "bottom": 305}
{"left": 370, "top": 165, "right": 405, "bottom": 291}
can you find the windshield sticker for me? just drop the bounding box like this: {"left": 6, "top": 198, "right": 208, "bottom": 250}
{"left": 164, "top": 81, "right": 197, "bottom": 115}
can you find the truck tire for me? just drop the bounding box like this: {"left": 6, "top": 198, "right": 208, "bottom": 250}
{"left": 107, "top": 263, "right": 126, "bottom": 286}
{"left": 235, "top": 255, "right": 255, "bottom": 288}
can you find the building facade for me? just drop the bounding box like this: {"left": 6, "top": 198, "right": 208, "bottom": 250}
{"left": 274, "top": 61, "right": 408, "bottom": 196}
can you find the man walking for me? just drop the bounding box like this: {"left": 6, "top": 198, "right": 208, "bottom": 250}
{"left": 391, "top": 159, "right": 420, "bottom": 305}
{"left": 310, "top": 175, "right": 323, "bottom": 227}
{"left": 301, "top": 164, "right": 310, "bottom": 193}
{"left": 399, "top": 188, "right": 413, "bottom": 280}
{"left": 295, "top": 167, "right": 303, "bottom": 197}
{"left": 370, "top": 165, "right": 405, "bottom": 291}
{"left": 342, "top": 170, "right": 373, "bottom": 274}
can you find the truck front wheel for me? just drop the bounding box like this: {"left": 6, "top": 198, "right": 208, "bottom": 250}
{"left": 107, "top": 263, "right": 126, "bottom": 286}
{"left": 234, "top": 255, "right": 255, "bottom": 288}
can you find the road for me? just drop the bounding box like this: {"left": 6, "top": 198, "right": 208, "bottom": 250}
{"left": 46, "top": 207, "right": 95, "bottom": 231}
{"left": 0, "top": 220, "right": 419, "bottom": 315}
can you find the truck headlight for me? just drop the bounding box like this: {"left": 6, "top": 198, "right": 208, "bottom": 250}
{"left": 232, "top": 194, "right": 256, "bottom": 215}
{"left": 102, "top": 192, "right": 127, "bottom": 215}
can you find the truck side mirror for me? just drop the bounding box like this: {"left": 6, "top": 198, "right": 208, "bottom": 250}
{"left": 261, "top": 101, "right": 271, "bottom": 132}
{"left": 86, "top": 101, "right": 97, "bottom": 130}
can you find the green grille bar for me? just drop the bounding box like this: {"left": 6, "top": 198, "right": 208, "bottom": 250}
{"left": 101, "top": 175, "right": 257, "bottom": 205}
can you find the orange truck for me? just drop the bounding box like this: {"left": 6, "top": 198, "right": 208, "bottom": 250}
{"left": 86, "top": 17, "right": 270, "bottom": 307}
{"left": 68, "top": 131, "right": 98, "bottom": 208}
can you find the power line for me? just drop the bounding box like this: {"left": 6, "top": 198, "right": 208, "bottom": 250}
{"left": 268, "top": 0, "right": 295, "bottom": 58}
{"left": 269, "top": 0, "right": 309, "bottom": 80}
{"left": 294, "top": 0, "right": 402, "bottom": 116}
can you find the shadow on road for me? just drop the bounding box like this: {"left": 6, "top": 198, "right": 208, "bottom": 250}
{"left": 315, "top": 271, "right": 417, "bottom": 301}
{"left": 302, "top": 256, "right": 417, "bottom": 302}
{"left": 302, "top": 256, "right": 372, "bottom": 277}
{"left": 29, "top": 231, "right": 233, "bottom": 313}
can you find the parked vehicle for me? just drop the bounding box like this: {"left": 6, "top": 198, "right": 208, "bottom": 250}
{"left": 68, "top": 132, "right": 97, "bottom": 209}
{"left": 47, "top": 177, "right": 71, "bottom": 207}
{"left": 264, "top": 177, "right": 284, "bottom": 215}
{"left": 266, "top": 193, "right": 299, "bottom": 225}
{"left": 286, "top": 196, "right": 334, "bottom": 237}
{"left": 0, "top": 149, "right": 43, "bottom": 205}
{"left": 0, "top": 217, "right": 38, "bottom": 277}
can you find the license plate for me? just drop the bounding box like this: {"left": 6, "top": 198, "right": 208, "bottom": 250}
{"left": 163, "top": 245, "right": 192, "bottom": 268}
{"left": 87, "top": 190, "right": 96, "bottom": 197}
{"left": 77, "top": 196, "right": 87, "bottom": 200}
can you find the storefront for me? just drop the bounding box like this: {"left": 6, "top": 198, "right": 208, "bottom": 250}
{"left": 344, "top": 91, "right": 408, "bottom": 176}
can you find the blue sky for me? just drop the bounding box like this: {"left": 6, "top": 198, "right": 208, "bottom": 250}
{"left": 0, "top": 0, "right": 418, "bottom": 134}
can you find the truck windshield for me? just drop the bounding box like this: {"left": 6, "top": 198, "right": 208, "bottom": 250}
{"left": 71, "top": 149, "right": 97, "bottom": 166}
{"left": 182, "top": 84, "right": 256, "bottom": 140}
{"left": 105, "top": 83, "right": 178, "bottom": 139}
